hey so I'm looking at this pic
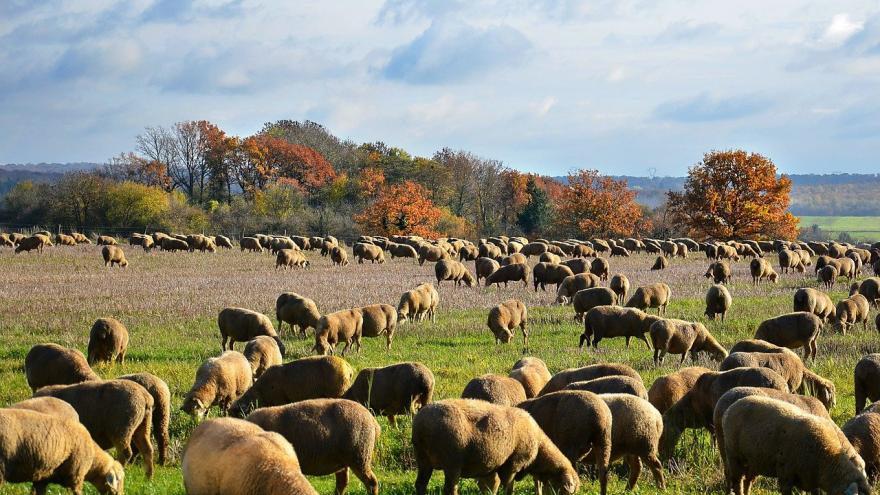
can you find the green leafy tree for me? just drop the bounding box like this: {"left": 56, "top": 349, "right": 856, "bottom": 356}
{"left": 517, "top": 176, "right": 552, "bottom": 235}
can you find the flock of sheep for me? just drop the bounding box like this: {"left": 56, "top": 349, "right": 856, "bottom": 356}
{"left": 3, "top": 230, "right": 880, "bottom": 495}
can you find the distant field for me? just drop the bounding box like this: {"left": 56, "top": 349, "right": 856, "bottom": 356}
{"left": 798, "top": 215, "right": 880, "bottom": 241}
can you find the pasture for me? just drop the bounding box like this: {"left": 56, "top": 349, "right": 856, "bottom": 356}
{"left": 0, "top": 243, "right": 875, "bottom": 494}
{"left": 799, "top": 216, "right": 880, "bottom": 241}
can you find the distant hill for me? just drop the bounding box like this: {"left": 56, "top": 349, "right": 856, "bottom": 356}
{"left": 0, "top": 162, "right": 101, "bottom": 196}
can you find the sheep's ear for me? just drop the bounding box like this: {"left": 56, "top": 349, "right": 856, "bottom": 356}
{"left": 844, "top": 481, "right": 858, "bottom": 495}
{"left": 106, "top": 472, "right": 119, "bottom": 491}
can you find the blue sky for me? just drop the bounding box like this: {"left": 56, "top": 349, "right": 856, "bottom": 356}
{"left": 1, "top": 0, "right": 878, "bottom": 176}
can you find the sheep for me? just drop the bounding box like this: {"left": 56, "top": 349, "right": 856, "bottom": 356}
{"left": 661, "top": 241, "right": 678, "bottom": 257}
{"left": 650, "top": 255, "right": 668, "bottom": 271}
{"left": 509, "top": 357, "right": 551, "bottom": 398}
{"left": 484, "top": 262, "right": 530, "bottom": 288}
{"left": 412, "top": 399, "right": 579, "bottom": 495}
{"left": 479, "top": 242, "right": 503, "bottom": 260}
{"left": 532, "top": 262, "right": 574, "bottom": 292}
{"left": 0, "top": 409, "right": 125, "bottom": 495}
{"left": 8, "top": 397, "right": 79, "bottom": 421}
{"left": 329, "top": 245, "right": 349, "bottom": 266}
{"left": 591, "top": 257, "right": 610, "bottom": 280}
{"left": 359, "top": 303, "right": 397, "bottom": 349}
{"left": 386, "top": 242, "right": 418, "bottom": 260}
{"left": 793, "top": 287, "right": 836, "bottom": 322}
{"left": 567, "top": 287, "right": 616, "bottom": 323}
{"left": 778, "top": 248, "right": 806, "bottom": 274}
{"left": 160, "top": 237, "right": 188, "bottom": 252}
{"left": 34, "top": 380, "right": 155, "bottom": 478}
{"left": 561, "top": 257, "right": 591, "bottom": 274}
{"left": 554, "top": 273, "right": 600, "bottom": 304}
{"left": 434, "top": 259, "right": 476, "bottom": 287}
{"left": 87, "top": 317, "right": 129, "bottom": 366}
{"left": 609, "top": 273, "right": 630, "bottom": 304}
{"left": 353, "top": 242, "right": 385, "bottom": 264}
{"left": 647, "top": 367, "right": 711, "bottom": 414}
{"left": 240, "top": 236, "right": 263, "bottom": 253}
{"left": 313, "top": 308, "right": 364, "bottom": 356}
{"left": 182, "top": 417, "right": 318, "bottom": 495}
{"left": 704, "top": 284, "right": 733, "bottom": 322}
{"left": 749, "top": 257, "right": 778, "bottom": 285}
{"left": 539, "top": 251, "right": 562, "bottom": 264}
{"left": 457, "top": 244, "right": 479, "bottom": 261}
{"left": 720, "top": 351, "right": 836, "bottom": 409}
{"left": 275, "top": 248, "right": 309, "bottom": 269}
{"left": 754, "top": 311, "right": 823, "bottom": 360}
{"left": 461, "top": 374, "right": 528, "bottom": 406}
{"left": 564, "top": 375, "right": 649, "bottom": 399}
{"left": 243, "top": 336, "right": 283, "bottom": 379}
{"left": 517, "top": 391, "right": 613, "bottom": 495}
{"left": 716, "top": 244, "right": 740, "bottom": 261}
{"left": 836, "top": 294, "right": 871, "bottom": 334}
{"left": 55, "top": 233, "right": 77, "bottom": 246}
{"left": 704, "top": 260, "right": 732, "bottom": 284}
{"left": 852, "top": 277, "right": 880, "bottom": 307}
{"left": 598, "top": 394, "right": 666, "bottom": 490}
{"left": 610, "top": 245, "right": 630, "bottom": 257}
{"left": 99, "top": 245, "right": 128, "bottom": 268}
{"left": 520, "top": 241, "right": 549, "bottom": 257}
{"left": 843, "top": 410, "right": 880, "bottom": 481}
{"left": 116, "top": 372, "right": 171, "bottom": 467}
{"left": 581, "top": 306, "right": 663, "bottom": 349}
{"left": 818, "top": 264, "right": 839, "bottom": 289}
{"left": 474, "top": 257, "right": 500, "bottom": 285}
{"left": 96, "top": 235, "right": 117, "bottom": 246}
{"left": 417, "top": 244, "right": 448, "bottom": 265}
{"left": 247, "top": 399, "right": 381, "bottom": 495}
{"left": 215, "top": 235, "right": 233, "bottom": 249}
{"left": 854, "top": 354, "right": 880, "bottom": 414}
{"left": 218, "top": 307, "right": 284, "bottom": 356}
{"left": 498, "top": 253, "right": 524, "bottom": 266}
{"left": 837, "top": 256, "right": 858, "bottom": 281}
{"left": 181, "top": 351, "right": 254, "bottom": 419}
{"left": 722, "top": 396, "right": 870, "bottom": 495}
{"left": 539, "top": 363, "right": 642, "bottom": 396}
{"left": 342, "top": 362, "right": 435, "bottom": 425}
{"left": 397, "top": 283, "right": 439, "bottom": 323}
{"left": 486, "top": 299, "right": 529, "bottom": 347}
{"left": 24, "top": 343, "right": 99, "bottom": 393}
{"left": 275, "top": 292, "right": 321, "bottom": 337}
{"left": 650, "top": 318, "right": 728, "bottom": 365}
{"left": 229, "top": 355, "right": 354, "bottom": 418}
{"left": 14, "top": 235, "right": 50, "bottom": 254}
{"left": 625, "top": 282, "right": 671, "bottom": 315}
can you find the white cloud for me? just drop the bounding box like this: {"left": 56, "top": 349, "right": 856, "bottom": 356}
{"left": 606, "top": 66, "right": 626, "bottom": 82}
{"left": 819, "top": 13, "right": 864, "bottom": 45}
{"left": 532, "top": 96, "right": 557, "bottom": 116}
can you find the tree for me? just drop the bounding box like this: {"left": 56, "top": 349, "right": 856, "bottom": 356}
{"left": 517, "top": 176, "right": 552, "bottom": 235}
{"left": 553, "top": 169, "right": 645, "bottom": 237}
{"left": 102, "top": 152, "right": 172, "bottom": 191}
{"left": 666, "top": 150, "right": 799, "bottom": 240}
{"left": 103, "top": 182, "right": 170, "bottom": 229}
{"left": 355, "top": 181, "right": 443, "bottom": 238}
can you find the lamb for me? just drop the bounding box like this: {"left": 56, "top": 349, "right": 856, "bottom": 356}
{"left": 8, "top": 397, "right": 79, "bottom": 421}
{"left": 117, "top": 372, "right": 172, "bottom": 467}
{"left": 275, "top": 248, "right": 309, "bottom": 269}
{"left": 571, "top": 287, "right": 617, "bottom": 322}
{"left": 591, "top": 257, "right": 610, "bottom": 280}
{"left": 609, "top": 273, "right": 630, "bottom": 304}
{"left": 87, "top": 317, "right": 129, "bottom": 365}
{"left": 819, "top": 264, "right": 839, "bottom": 289}
{"left": 412, "top": 399, "right": 579, "bottom": 495}
{"left": 360, "top": 303, "right": 398, "bottom": 349}
{"left": 581, "top": 306, "right": 663, "bottom": 349}
{"left": 434, "top": 259, "right": 476, "bottom": 287}
{"left": 749, "top": 257, "right": 778, "bottom": 285}
{"left": 461, "top": 374, "right": 528, "bottom": 406}
{"left": 182, "top": 417, "right": 318, "bottom": 495}
{"left": 486, "top": 299, "right": 528, "bottom": 346}
{"left": 854, "top": 354, "right": 880, "bottom": 414}
{"left": 754, "top": 311, "right": 823, "bottom": 360}
{"left": 181, "top": 351, "right": 254, "bottom": 419}
{"left": 397, "top": 283, "right": 439, "bottom": 323}
{"left": 563, "top": 375, "right": 649, "bottom": 399}
{"left": 647, "top": 367, "right": 711, "bottom": 413}
{"left": 474, "top": 257, "right": 500, "bottom": 285}
{"left": 539, "top": 363, "right": 642, "bottom": 396}
{"left": 704, "top": 284, "right": 733, "bottom": 322}
{"left": 353, "top": 242, "right": 385, "bottom": 264}
{"left": 722, "top": 396, "right": 870, "bottom": 495}
{"left": 247, "top": 399, "right": 381, "bottom": 495}
{"left": 0, "top": 409, "right": 125, "bottom": 495}
{"left": 342, "top": 362, "right": 435, "bottom": 425}
{"left": 313, "top": 308, "right": 364, "bottom": 355}
{"left": 649, "top": 318, "right": 728, "bottom": 365}
{"left": 843, "top": 410, "right": 880, "bottom": 481}
{"left": 720, "top": 351, "right": 836, "bottom": 409}
{"left": 650, "top": 255, "right": 669, "bottom": 271}
{"left": 218, "top": 307, "right": 285, "bottom": 356}
{"left": 329, "top": 245, "right": 349, "bottom": 266}
{"left": 597, "top": 394, "right": 666, "bottom": 490}
{"left": 34, "top": 380, "right": 155, "bottom": 478}
{"left": 517, "top": 391, "right": 613, "bottom": 495}
{"left": 509, "top": 357, "right": 551, "bottom": 398}
{"left": 836, "top": 293, "right": 871, "bottom": 333}
{"left": 275, "top": 292, "right": 321, "bottom": 337}
{"left": 24, "top": 343, "right": 99, "bottom": 392}
{"left": 230, "top": 355, "right": 354, "bottom": 418}
{"left": 484, "top": 262, "right": 530, "bottom": 288}
{"left": 243, "top": 336, "right": 283, "bottom": 379}
{"left": 793, "top": 287, "right": 836, "bottom": 322}
{"left": 554, "top": 273, "right": 601, "bottom": 304}
{"left": 532, "top": 262, "right": 574, "bottom": 292}
{"left": 704, "top": 260, "right": 732, "bottom": 284}
{"left": 239, "top": 236, "right": 263, "bottom": 253}
{"left": 625, "top": 282, "right": 671, "bottom": 315}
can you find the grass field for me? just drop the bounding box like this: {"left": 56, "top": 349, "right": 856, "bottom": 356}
{"left": 798, "top": 216, "right": 880, "bottom": 241}
{"left": 0, "top": 244, "right": 876, "bottom": 494}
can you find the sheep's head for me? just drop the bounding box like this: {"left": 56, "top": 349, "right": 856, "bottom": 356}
{"left": 769, "top": 272, "right": 779, "bottom": 283}
{"left": 180, "top": 396, "right": 207, "bottom": 420}
{"left": 91, "top": 460, "right": 124, "bottom": 494}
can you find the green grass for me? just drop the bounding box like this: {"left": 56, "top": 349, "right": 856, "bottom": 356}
{"left": 0, "top": 245, "right": 876, "bottom": 494}
{"left": 798, "top": 215, "right": 880, "bottom": 241}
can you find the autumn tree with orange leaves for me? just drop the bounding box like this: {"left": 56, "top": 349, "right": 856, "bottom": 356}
{"left": 666, "top": 150, "right": 799, "bottom": 240}
{"left": 553, "top": 170, "right": 647, "bottom": 237}
{"left": 355, "top": 181, "right": 443, "bottom": 238}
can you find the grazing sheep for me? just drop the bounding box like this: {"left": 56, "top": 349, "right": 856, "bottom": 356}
{"left": 479, "top": 242, "right": 503, "bottom": 260}
{"left": 720, "top": 351, "right": 836, "bottom": 409}
{"left": 591, "top": 257, "right": 610, "bottom": 281}
{"left": 716, "top": 244, "right": 740, "bottom": 261}
{"left": 8, "top": 397, "right": 79, "bottom": 421}
{"left": 609, "top": 273, "right": 630, "bottom": 304}
{"left": 412, "top": 399, "right": 579, "bottom": 495}
{"left": 571, "top": 287, "right": 617, "bottom": 322}
{"left": 793, "top": 287, "right": 836, "bottom": 322}
{"left": 843, "top": 411, "right": 880, "bottom": 481}
{"left": 275, "top": 292, "right": 321, "bottom": 337}
{"left": 539, "top": 363, "right": 642, "bottom": 396}
{"left": 704, "top": 284, "right": 733, "bottom": 322}
{"left": 434, "top": 259, "right": 476, "bottom": 287}
{"left": 855, "top": 354, "right": 880, "bottom": 414}
{"left": 243, "top": 336, "right": 283, "bottom": 379}
{"left": 625, "top": 282, "right": 672, "bottom": 315}
{"left": 521, "top": 241, "right": 549, "bottom": 257}
{"left": 722, "top": 396, "right": 869, "bottom": 495}
{"left": 704, "top": 260, "right": 732, "bottom": 284}
{"left": 329, "top": 245, "right": 349, "bottom": 266}
{"left": 229, "top": 355, "right": 354, "bottom": 418}
{"left": 87, "top": 317, "right": 129, "bottom": 366}
{"left": 852, "top": 277, "right": 880, "bottom": 307}
{"left": 101, "top": 246, "right": 128, "bottom": 268}
{"left": 117, "top": 373, "right": 171, "bottom": 467}
{"left": 239, "top": 236, "right": 263, "bottom": 253}
{"left": 314, "top": 308, "right": 364, "bottom": 356}
{"left": 181, "top": 351, "right": 254, "bottom": 419}
{"left": 532, "top": 262, "right": 574, "bottom": 292}
{"left": 215, "top": 235, "right": 233, "bottom": 249}
{"left": 581, "top": 306, "right": 663, "bottom": 350}
{"left": 275, "top": 248, "right": 309, "bottom": 269}
{"left": 818, "top": 264, "right": 839, "bottom": 289}
{"left": 96, "top": 235, "right": 117, "bottom": 246}
{"left": 554, "top": 273, "right": 601, "bottom": 304}
{"left": 598, "top": 394, "right": 666, "bottom": 490}
{"left": 457, "top": 244, "right": 479, "bottom": 261}
{"left": 650, "top": 255, "right": 668, "bottom": 271}
{"left": 397, "top": 283, "right": 439, "bottom": 323}
{"left": 182, "top": 417, "right": 317, "bottom": 495}
{"left": 24, "top": 343, "right": 99, "bottom": 393}
{"left": 160, "top": 237, "right": 188, "bottom": 252}
{"left": 778, "top": 248, "right": 806, "bottom": 274}
{"left": 661, "top": 241, "right": 678, "bottom": 257}
{"left": 342, "top": 362, "right": 435, "bottom": 425}
{"left": 417, "top": 245, "right": 448, "bottom": 265}
{"left": 647, "top": 367, "right": 711, "bottom": 414}
{"left": 14, "top": 235, "right": 50, "bottom": 254}
{"left": 539, "top": 251, "right": 562, "bottom": 264}
{"left": 461, "top": 374, "right": 527, "bottom": 406}
{"left": 750, "top": 257, "right": 778, "bottom": 285}
{"left": 564, "top": 375, "right": 649, "bottom": 399}
{"left": 0, "top": 409, "right": 125, "bottom": 495}
{"left": 353, "top": 242, "right": 385, "bottom": 264}
{"left": 754, "top": 312, "right": 823, "bottom": 360}
{"left": 650, "top": 319, "right": 728, "bottom": 365}
{"left": 836, "top": 294, "right": 871, "bottom": 334}
{"left": 484, "top": 262, "right": 530, "bottom": 288}
{"left": 360, "top": 303, "right": 397, "bottom": 349}
{"left": 474, "top": 257, "right": 500, "bottom": 286}
{"left": 509, "top": 357, "right": 551, "bottom": 398}
{"left": 218, "top": 307, "right": 284, "bottom": 356}
{"left": 503, "top": 253, "right": 526, "bottom": 266}
{"left": 561, "top": 257, "right": 591, "bottom": 274}
{"left": 610, "top": 245, "right": 630, "bottom": 257}
{"left": 247, "top": 399, "right": 381, "bottom": 495}
{"left": 56, "top": 233, "right": 77, "bottom": 246}
{"left": 34, "top": 380, "right": 155, "bottom": 478}
{"left": 140, "top": 235, "right": 154, "bottom": 251}
{"left": 487, "top": 299, "right": 528, "bottom": 346}
{"left": 387, "top": 242, "right": 418, "bottom": 260}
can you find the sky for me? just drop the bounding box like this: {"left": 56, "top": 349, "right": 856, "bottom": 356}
{"left": 0, "top": 0, "right": 878, "bottom": 176}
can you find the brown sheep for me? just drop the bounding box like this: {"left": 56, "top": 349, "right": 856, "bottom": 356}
{"left": 247, "top": 399, "right": 381, "bottom": 495}
{"left": 716, "top": 244, "right": 740, "bottom": 261}
{"left": 389, "top": 242, "right": 418, "bottom": 260}
{"left": 479, "top": 242, "right": 503, "bottom": 260}
{"left": 314, "top": 308, "right": 364, "bottom": 356}
{"left": 87, "top": 317, "right": 129, "bottom": 365}
{"left": 34, "top": 380, "right": 155, "bottom": 478}
{"left": 484, "top": 262, "right": 531, "bottom": 288}
{"left": 360, "top": 303, "right": 398, "bottom": 349}
{"left": 778, "top": 248, "right": 806, "bottom": 274}
{"left": 561, "top": 257, "right": 591, "bottom": 274}
{"left": 230, "top": 355, "right": 354, "bottom": 418}
{"left": 461, "top": 374, "right": 527, "bottom": 406}
{"left": 704, "top": 260, "right": 732, "bottom": 284}
{"left": 754, "top": 311, "right": 823, "bottom": 360}
{"left": 818, "top": 264, "right": 839, "bottom": 289}
{"left": 610, "top": 245, "right": 630, "bottom": 257}
{"left": 843, "top": 410, "right": 880, "bottom": 481}
{"left": 609, "top": 273, "right": 630, "bottom": 304}
{"left": 749, "top": 257, "right": 778, "bottom": 285}
{"left": 243, "top": 336, "right": 283, "bottom": 379}
{"left": 160, "top": 237, "right": 188, "bottom": 252}
{"left": 96, "top": 235, "right": 117, "bottom": 246}
{"left": 520, "top": 241, "right": 549, "bottom": 257}
{"left": 650, "top": 255, "right": 668, "bottom": 271}
{"left": 474, "top": 257, "right": 500, "bottom": 285}
{"left": 24, "top": 343, "right": 99, "bottom": 393}
{"left": 8, "top": 397, "right": 79, "bottom": 421}
{"left": 182, "top": 417, "right": 318, "bottom": 495}
{"left": 854, "top": 354, "right": 880, "bottom": 414}
{"left": 704, "top": 284, "right": 733, "bottom": 322}
{"left": 720, "top": 351, "right": 836, "bottom": 409}
{"left": 852, "top": 277, "right": 880, "bottom": 307}
{"left": 239, "top": 236, "right": 263, "bottom": 253}
{"left": 397, "top": 283, "right": 439, "bottom": 323}
{"left": 117, "top": 372, "right": 171, "bottom": 467}
{"left": 591, "top": 257, "right": 610, "bottom": 280}
{"left": 509, "top": 357, "right": 551, "bottom": 398}
{"left": 532, "top": 262, "right": 574, "bottom": 292}
{"left": 650, "top": 318, "right": 728, "bottom": 365}
{"left": 342, "top": 362, "right": 435, "bottom": 425}
{"left": 539, "top": 251, "right": 562, "bottom": 264}
{"left": 729, "top": 338, "right": 789, "bottom": 354}
{"left": 275, "top": 292, "right": 321, "bottom": 337}
{"left": 215, "top": 235, "right": 233, "bottom": 249}
{"left": 598, "top": 394, "right": 666, "bottom": 490}
{"left": 412, "top": 399, "right": 579, "bottom": 495}
{"left": 457, "top": 244, "right": 479, "bottom": 261}
{"left": 554, "top": 273, "right": 601, "bottom": 304}
{"left": 434, "top": 259, "right": 476, "bottom": 287}
{"left": 329, "top": 245, "right": 349, "bottom": 266}
{"left": 275, "top": 248, "right": 309, "bottom": 269}
{"left": 417, "top": 244, "right": 448, "bottom": 265}
{"left": 353, "top": 242, "right": 385, "bottom": 264}
{"left": 56, "top": 233, "right": 77, "bottom": 246}
{"left": 487, "top": 299, "right": 528, "bottom": 346}
{"left": 539, "top": 363, "right": 642, "bottom": 396}
{"left": 218, "top": 307, "right": 284, "bottom": 356}
{"left": 502, "top": 253, "right": 528, "bottom": 266}
{"left": 14, "top": 235, "right": 50, "bottom": 254}
{"left": 0, "top": 409, "right": 125, "bottom": 495}
{"left": 564, "top": 375, "right": 649, "bottom": 399}
{"left": 647, "top": 367, "right": 711, "bottom": 414}
{"left": 181, "top": 351, "right": 254, "bottom": 419}
{"left": 836, "top": 293, "right": 871, "bottom": 333}
{"left": 793, "top": 287, "right": 836, "bottom": 322}
{"left": 581, "top": 306, "right": 663, "bottom": 349}
{"left": 571, "top": 287, "right": 617, "bottom": 322}
{"left": 625, "top": 282, "right": 671, "bottom": 315}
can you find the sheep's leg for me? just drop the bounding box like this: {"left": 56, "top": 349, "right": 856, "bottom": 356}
{"left": 653, "top": 348, "right": 660, "bottom": 366}
{"left": 351, "top": 463, "right": 379, "bottom": 495}
{"left": 220, "top": 336, "right": 228, "bottom": 353}
{"left": 414, "top": 466, "right": 433, "bottom": 495}
{"left": 640, "top": 334, "right": 651, "bottom": 350}
{"left": 115, "top": 438, "right": 134, "bottom": 466}
{"left": 625, "top": 455, "right": 642, "bottom": 490}
{"left": 334, "top": 468, "right": 350, "bottom": 495}
{"left": 133, "top": 419, "right": 155, "bottom": 479}
{"left": 442, "top": 468, "right": 461, "bottom": 495}
{"left": 476, "top": 474, "right": 499, "bottom": 494}
{"left": 645, "top": 453, "right": 665, "bottom": 489}
{"left": 625, "top": 336, "right": 631, "bottom": 348}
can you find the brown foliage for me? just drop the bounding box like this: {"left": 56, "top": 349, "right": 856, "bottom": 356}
{"left": 553, "top": 169, "right": 647, "bottom": 237}
{"left": 355, "top": 181, "right": 443, "bottom": 238}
